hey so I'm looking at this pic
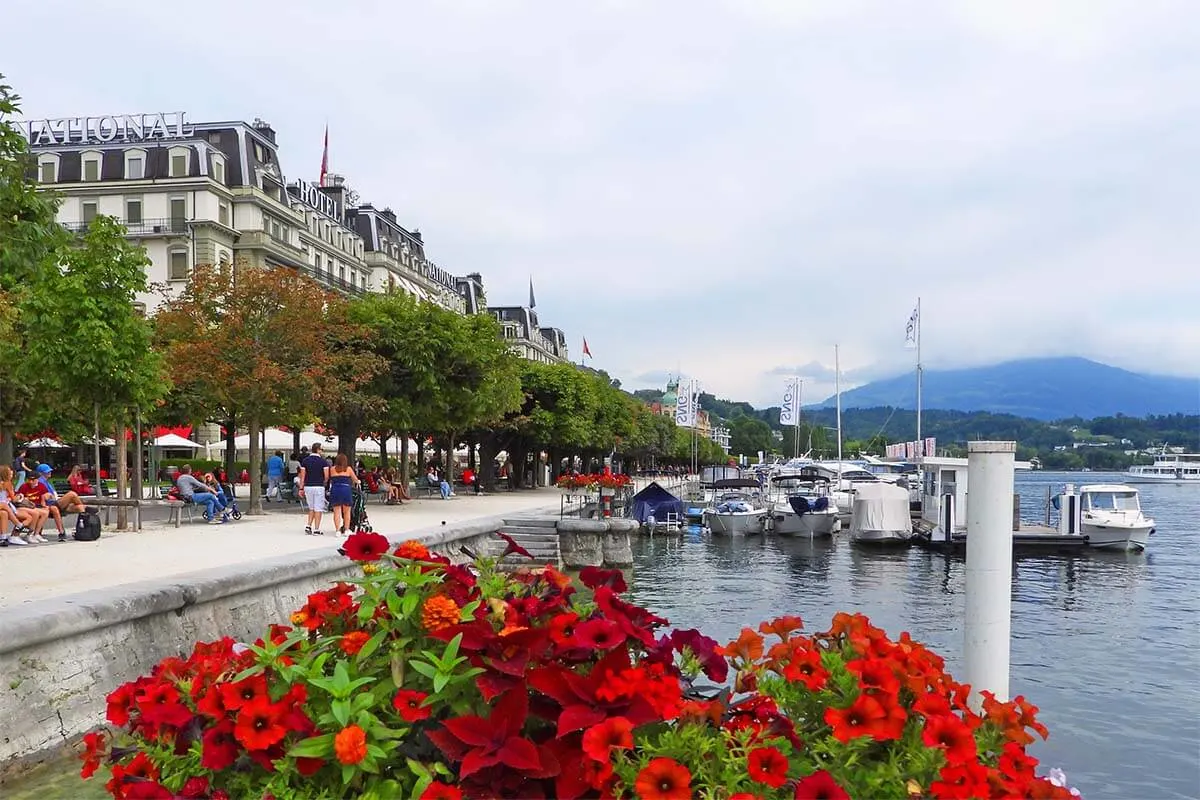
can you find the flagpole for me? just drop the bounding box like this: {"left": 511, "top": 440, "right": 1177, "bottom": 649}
{"left": 916, "top": 296, "right": 923, "bottom": 454}
{"left": 795, "top": 379, "right": 803, "bottom": 460}
{"left": 835, "top": 346, "right": 843, "bottom": 476}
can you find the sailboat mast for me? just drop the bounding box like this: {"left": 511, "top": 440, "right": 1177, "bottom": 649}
{"left": 916, "top": 296, "right": 923, "bottom": 451}
{"left": 835, "top": 346, "right": 843, "bottom": 472}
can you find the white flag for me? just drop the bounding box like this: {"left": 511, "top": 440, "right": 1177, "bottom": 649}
{"left": 779, "top": 379, "right": 798, "bottom": 426}
{"left": 675, "top": 379, "right": 695, "bottom": 428}
{"left": 905, "top": 304, "right": 919, "bottom": 348}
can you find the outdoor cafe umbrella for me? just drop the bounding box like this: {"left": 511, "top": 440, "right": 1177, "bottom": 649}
{"left": 24, "top": 437, "right": 69, "bottom": 449}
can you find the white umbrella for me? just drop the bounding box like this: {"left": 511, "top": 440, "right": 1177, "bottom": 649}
{"left": 153, "top": 433, "right": 203, "bottom": 448}
{"left": 25, "top": 437, "right": 69, "bottom": 449}
{"left": 82, "top": 436, "right": 117, "bottom": 446}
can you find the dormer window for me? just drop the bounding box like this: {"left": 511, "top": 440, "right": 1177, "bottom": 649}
{"left": 125, "top": 148, "right": 146, "bottom": 180}
{"left": 169, "top": 146, "right": 190, "bottom": 178}
{"left": 211, "top": 154, "right": 226, "bottom": 185}
{"left": 82, "top": 150, "right": 102, "bottom": 182}
{"left": 38, "top": 154, "right": 59, "bottom": 183}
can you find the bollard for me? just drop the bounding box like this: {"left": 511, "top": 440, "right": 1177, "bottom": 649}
{"left": 964, "top": 440, "right": 1016, "bottom": 712}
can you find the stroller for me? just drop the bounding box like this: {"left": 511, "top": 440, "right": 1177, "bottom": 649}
{"left": 350, "top": 488, "right": 371, "bottom": 532}
{"left": 210, "top": 481, "right": 243, "bottom": 521}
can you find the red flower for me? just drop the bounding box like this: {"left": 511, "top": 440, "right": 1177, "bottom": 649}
{"left": 334, "top": 724, "right": 369, "bottom": 765}
{"left": 234, "top": 699, "right": 289, "bottom": 752}
{"left": 342, "top": 531, "right": 390, "bottom": 561}
{"left": 634, "top": 757, "right": 692, "bottom": 800}
{"left": 179, "top": 776, "right": 210, "bottom": 798}
{"left": 106, "top": 682, "right": 137, "bottom": 726}
{"left": 393, "top": 689, "right": 432, "bottom": 722}
{"left": 922, "top": 714, "right": 979, "bottom": 764}
{"left": 930, "top": 762, "right": 990, "bottom": 799}
{"left": 136, "top": 682, "right": 193, "bottom": 729}
{"left": 846, "top": 657, "right": 901, "bottom": 698}
{"left": 201, "top": 720, "right": 239, "bottom": 770}
{"left": 548, "top": 612, "right": 581, "bottom": 648}
{"left": 793, "top": 770, "right": 851, "bottom": 800}
{"left": 824, "top": 693, "right": 890, "bottom": 742}
{"left": 747, "top": 746, "right": 790, "bottom": 788}
{"left": 426, "top": 688, "right": 541, "bottom": 778}
{"left": 340, "top": 631, "right": 371, "bottom": 655}
{"left": 529, "top": 647, "right": 659, "bottom": 737}
{"left": 122, "top": 782, "right": 172, "bottom": 799}
{"left": 394, "top": 539, "right": 431, "bottom": 560}
{"left": 80, "top": 731, "right": 106, "bottom": 779}
{"left": 730, "top": 795, "right": 763, "bottom": 800}
{"left": 573, "top": 618, "right": 627, "bottom": 650}
{"left": 219, "top": 674, "right": 270, "bottom": 712}
{"left": 581, "top": 716, "right": 634, "bottom": 762}
{"left": 296, "top": 756, "right": 325, "bottom": 776}
{"left": 420, "top": 783, "right": 464, "bottom": 800}
{"left": 578, "top": 565, "right": 627, "bottom": 593}
{"left": 496, "top": 531, "right": 533, "bottom": 559}
{"left": 758, "top": 614, "right": 804, "bottom": 639}
{"left": 780, "top": 646, "right": 829, "bottom": 692}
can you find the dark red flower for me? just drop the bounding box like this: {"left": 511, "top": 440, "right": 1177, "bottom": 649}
{"left": 296, "top": 757, "right": 325, "bottom": 776}
{"left": 930, "top": 762, "right": 990, "bottom": 799}
{"left": 80, "top": 731, "right": 106, "bottom": 779}
{"left": 427, "top": 687, "right": 541, "bottom": 778}
{"left": 122, "top": 782, "right": 172, "bottom": 799}
{"left": 393, "top": 689, "right": 432, "bottom": 722}
{"left": 136, "top": 682, "right": 193, "bottom": 730}
{"left": 634, "top": 757, "right": 692, "bottom": 800}
{"left": 219, "top": 674, "right": 270, "bottom": 712}
{"left": 824, "top": 694, "right": 890, "bottom": 742}
{"left": 747, "top": 746, "right": 789, "bottom": 788}
{"left": 529, "top": 647, "right": 658, "bottom": 737}
{"left": 106, "top": 682, "right": 137, "bottom": 726}
{"left": 581, "top": 716, "right": 634, "bottom": 762}
{"left": 201, "top": 720, "right": 239, "bottom": 770}
{"left": 179, "top": 776, "right": 210, "bottom": 798}
{"left": 548, "top": 612, "right": 581, "bottom": 649}
{"left": 922, "top": 714, "right": 978, "bottom": 765}
{"left": 793, "top": 770, "right": 851, "bottom": 800}
{"left": 342, "top": 531, "right": 390, "bottom": 562}
{"left": 573, "top": 618, "right": 627, "bottom": 650}
{"left": 495, "top": 531, "right": 533, "bottom": 558}
{"left": 420, "top": 783, "right": 464, "bottom": 800}
{"left": 578, "top": 565, "right": 627, "bottom": 593}
{"left": 234, "top": 699, "right": 289, "bottom": 752}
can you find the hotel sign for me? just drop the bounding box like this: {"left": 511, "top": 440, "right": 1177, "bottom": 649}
{"left": 23, "top": 112, "right": 193, "bottom": 146}
{"left": 289, "top": 179, "right": 342, "bottom": 222}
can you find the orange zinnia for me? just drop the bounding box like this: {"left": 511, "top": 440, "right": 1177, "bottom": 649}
{"left": 394, "top": 540, "right": 430, "bottom": 561}
{"left": 339, "top": 631, "right": 371, "bottom": 656}
{"left": 333, "top": 724, "right": 368, "bottom": 765}
{"left": 421, "top": 595, "right": 462, "bottom": 632}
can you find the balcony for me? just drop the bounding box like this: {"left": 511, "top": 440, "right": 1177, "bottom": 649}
{"left": 63, "top": 217, "right": 189, "bottom": 236}
{"left": 292, "top": 263, "right": 365, "bottom": 296}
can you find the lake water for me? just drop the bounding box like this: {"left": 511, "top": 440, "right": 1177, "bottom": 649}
{"left": 8, "top": 471, "right": 1197, "bottom": 799}
{"left": 628, "top": 471, "right": 1200, "bottom": 800}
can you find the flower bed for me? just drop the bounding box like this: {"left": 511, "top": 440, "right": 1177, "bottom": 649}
{"left": 80, "top": 532, "right": 1081, "bottom": 799}
{"left": 555, "top": 472, "right": 633, "bottom": 491}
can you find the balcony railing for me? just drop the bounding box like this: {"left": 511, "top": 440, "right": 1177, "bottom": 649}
{"left": 292, "top": 263, "right": 366, "bottom": 295}
{"left": 63, "top": 217, "right": 189, "bottom": 235}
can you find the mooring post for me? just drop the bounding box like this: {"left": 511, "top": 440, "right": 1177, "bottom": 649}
{"left": 964, "top": 440, "right": 1016, "bottom": 711}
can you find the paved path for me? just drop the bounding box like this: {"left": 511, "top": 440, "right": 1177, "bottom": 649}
{"left": 0, "top": 489, "right": 567, "bottom": 610}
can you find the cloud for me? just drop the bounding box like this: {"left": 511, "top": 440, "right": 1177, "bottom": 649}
{"left": 5, "top": 0, "right": 1198, "bottom": 408}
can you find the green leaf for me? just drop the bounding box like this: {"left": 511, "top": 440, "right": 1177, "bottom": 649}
{"left": 356, "top": 630, "right": 387, "bottom": 664}
{"left": 433, "top": 673, "right": 450, "bottom": 694}
{"left": 407, "top": 758, "right": 431, "bottom": 780}
{"left": 400, "top": 590, "right": 421, "bottom": 618}
{"left": 331, "top": 699, "right": 352, "bottom": 728}
{"left": 409, "top": 660, "right": 437, "bottom": 680}
{"left": 287, "top": 733, "right": 334, "bottom": 759}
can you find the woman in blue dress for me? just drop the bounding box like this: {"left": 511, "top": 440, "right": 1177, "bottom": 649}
{"left": 328, "top": 454, "right": 360, "bottom": 536}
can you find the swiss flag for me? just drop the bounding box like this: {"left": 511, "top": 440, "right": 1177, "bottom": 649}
{"left": 582, "top": 337, "right": 592, "bottom": 359}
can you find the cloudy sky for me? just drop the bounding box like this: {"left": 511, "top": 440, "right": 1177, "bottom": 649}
{"left": 7, "top": 1, "right": 1198, "bottom": 406}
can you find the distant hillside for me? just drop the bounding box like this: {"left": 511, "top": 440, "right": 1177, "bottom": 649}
{"left": 818, "top": 357, "right": 1198, "bottom": 420}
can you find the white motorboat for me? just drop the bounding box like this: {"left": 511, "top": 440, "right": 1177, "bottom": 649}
{"left": 848, "top": 482, "right": 913, "bottom": 544}
{"left": 704, "top": 478, "right": 767, "bottom": 536}
{"left": 766, "top": 471, "right": 839, "bottom": 537}
{"left": 1125, "top": 452, "right": 1200, "bottom": 484}
{"left": 1058, "top": 483, "right": 1156, "bottom": 552}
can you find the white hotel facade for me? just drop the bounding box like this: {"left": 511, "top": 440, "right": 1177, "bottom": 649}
{"left": 20, "top": 111, "right": 565, "bottom": 358}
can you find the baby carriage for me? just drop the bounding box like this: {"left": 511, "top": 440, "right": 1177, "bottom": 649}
{"left": 350, "top": 487, "right": 371, "bottom": 532}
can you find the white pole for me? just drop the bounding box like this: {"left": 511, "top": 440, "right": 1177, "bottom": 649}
{"left": 916, "top": 297, "right": 923, "bottom": 451}
{"left": 795, "top": 379, "right": 803, "bottom": 460}
{"left": 964, "top": 440, "right": 1016, "bottom": 711}
{"left": 835, "top": 346, "right": 843, "bottom": 471}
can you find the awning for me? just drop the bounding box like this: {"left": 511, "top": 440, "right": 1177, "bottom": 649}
{"left": 154, "top": 433, "right": 203, "bottom": 448}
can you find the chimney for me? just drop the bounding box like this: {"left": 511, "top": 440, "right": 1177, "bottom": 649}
{"left": 251, "top": 118, "right": 276, "bottom": 143}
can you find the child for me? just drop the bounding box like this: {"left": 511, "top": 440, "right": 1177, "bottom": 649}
{"left": 0, "top": 465, "right": 37, "bottom": 546}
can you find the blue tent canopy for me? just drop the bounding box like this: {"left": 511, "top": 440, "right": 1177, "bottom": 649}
{"left": 629, "top": 481, "right": 685, "bottom": 523}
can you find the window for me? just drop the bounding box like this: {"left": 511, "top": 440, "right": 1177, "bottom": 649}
{"left": 211, "top": 156, "right": 225, "bottom": 185}
{"left": 253, "top": 142, "right": 266, "bottom": 162}
{"left": 168, "top": 249, "right": 189, "bottom": 280}
{"left": 125, "top": 197, "right": 143, "bottom": 224}
{"left": 83, "top": 158, "right": 100, "bottom": 182}
{"left": 208, "top": 132, "right": 221, "bottom": 144}
{"left": 81, "top": 200, "right": 98, "bottom": 224}
{"left": 169, "top": 197, "right": 186, "bottom": 232}
{"left": 338, "top": 264, "right": 346, "bottom": 282}
{"left": 171, "top": 154, "right": 187, "bottom": 177}
{"left": 218, "top": 202, "right": 230, "bottom": 226}
{"left": 125, "top": 149, "right": 146, "bottom": 180}
{"left": 39, "top": 159, "right": 57, "bottom": 183}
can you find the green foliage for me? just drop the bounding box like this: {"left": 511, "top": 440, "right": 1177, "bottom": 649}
{"left": 729, "top": 416, "right": 774, "bottom": 457}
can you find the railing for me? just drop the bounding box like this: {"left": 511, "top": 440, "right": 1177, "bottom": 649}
{"left": 63, "top": 218, "right": 189, "bottom": 235}
{"left": 291, "top": 262, "right": 365, "bottom": 295}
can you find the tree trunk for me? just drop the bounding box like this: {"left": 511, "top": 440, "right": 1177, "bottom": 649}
{"left": 292, "top": 428, "right": 301, "bottom": 457}
{"left": 414, "top": 433, "right": 424, "bottom": 475}
{"left": 133, "top": 410, "right": 143, "bottom": 521}
{"left": 0, "top": 427, "right": 12, "bottom": 467}
{"left": 115, "top": 421, "right": 129, "bottom": 530}
{"left": 479, "top": 433, "right": 500, "bottom": 492}
{"left": 336, "top": 415, "right": 361, "bottom": 463}
{"left": 466, "top": 435, "right": 477, "bottom": 472}
{"left": 223, "top": 416, "right": 236, "bottom": 491}
{"left": 400, "top": 433, "right": 411, "bottom": 486}
{"left": 248, "top": 416, "right": 263, "bottom": 514}
{"left": 93, "top": 403, "right": 102, "bottom": 498}
{"left": 443, "top": 432, "right": 457, "bottom": 482}
{"left": 379, "top": 431, "right": 391, "bottom": 469}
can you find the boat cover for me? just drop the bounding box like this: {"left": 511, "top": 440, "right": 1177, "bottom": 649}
{"left": 716, "top": 500, "right": 755, "bottom": 514}
{"left": 628, "top": 481, "right": 685, "bottom": 523}
{"left": 849, "top": 482, "right": 911, "bottom": 534}
{"left": 788, "top": 495, "right": 830, "bottom": 515}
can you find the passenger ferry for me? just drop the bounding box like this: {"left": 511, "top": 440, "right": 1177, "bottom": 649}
{"left": 1125, "top": 452, "right": 1200, "bottom": 484}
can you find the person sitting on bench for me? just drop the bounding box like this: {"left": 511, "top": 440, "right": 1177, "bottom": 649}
{"left": 176, "top": 465, "right": 227, "bottom": 524}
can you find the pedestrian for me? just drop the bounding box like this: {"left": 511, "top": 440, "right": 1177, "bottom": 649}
{"left": 12, "top": 448, "right": 34, "bottom": 488}
{"left": 266, "top": 450, "right": 284, "bottom": 501}
{"left": 175, "top": 465, "right": 227, "bottom": 524}
{"left": 299, "top": 443, "right": 331, "bottom": 535}
{"left": 328, "top": 454, "right": 360, "bottom": 536}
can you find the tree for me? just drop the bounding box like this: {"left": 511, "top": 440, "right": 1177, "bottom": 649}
{"left": 729, "top": 416, "right": 774, "bottom": 457}
{"left": 156, "top": 263, "right": 374, "bottom": 515}
{"left": 0, "top": 75, "right": 70, "bottom": 464}
{"left": 23, "top": 216, "right": 166, "bottom": 525}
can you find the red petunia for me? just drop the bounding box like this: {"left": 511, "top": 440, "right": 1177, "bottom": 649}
{"left": 340, "top": 631, "right": 371, "bottom": 655}
{"left": 80, "top": 731, "right": 106, "bottom": 779}
{"left": 136, "top": 682, "right": 193, "bottom": 730}
{"left": 930, "top": 762, "right": 990, "bottom": 799}
{"left": 781, "top": 646, "right": 829, "bottom": 692}
{"left": 729, "top": 795, "right": 763, "bottom": 800}
{"left": 793, "top": 770, "right": 851, "bottom": 800}
{"left": 746, "top": 746, "right": 789, "bottom": 788}
{"left": 201, "top": 721, "right": 239, "bottom": 771}
{"left": 419, "top": 782, "right": 464, "bottom": 800}
{"left": 219, "top": 674, "right": 270, "bottom": 712}
{"left": 495, "top": 531, "right": 534, "bottom": 559}
{"left": 634, "top": 757, "right": 692, "bottom": 800}
{"left": 393, "top": 689, "right": 432, "bottom": 722}
{"left": 758, "top": 614, "right": 804, "bottom": 639}
{"left": 179, "top": 776, "right": 210, "bottom": 798}
{"left": 342, "top": 531, "right": 390, "bottom": 562}
{"left": 234, "top": 699, "right": 289, "bottom": 752}
{"left": 824, "top": 693, "right": 890, "bottom": 742}
{"left": 572, "top": 618, "right": 627, "bottom": 650}
{"left": 922, "top": 714, "right": 979, "bottom": 765}
{"left": 106, "top": 683, "right": 137, "bottom": 727}
{"left": 581, "top": 716, "right": 634, "bottom": 762}
{"left": 296, "top": 756, "right": 325, "bottom": 776}
{"left": 578, "top": 565, "right": 627, "bottom": 593}
{"left": 122, "top": 782, "right": 172, "bottom": 799}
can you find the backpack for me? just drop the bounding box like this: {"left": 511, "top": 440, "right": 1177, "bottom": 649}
{"left": 74, "top": 510, "right": 101, "bottom": 542}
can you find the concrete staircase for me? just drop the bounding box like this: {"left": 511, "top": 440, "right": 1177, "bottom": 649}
{"left": 490, "top": 517, "right": 562, "bottom": 568}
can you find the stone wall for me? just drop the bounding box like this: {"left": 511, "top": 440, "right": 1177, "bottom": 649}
{"left": 558, "top": 518, "right": 637, "bottom": 568}
{"left": 0, "top": 512, "right": 544, "bottom": 781}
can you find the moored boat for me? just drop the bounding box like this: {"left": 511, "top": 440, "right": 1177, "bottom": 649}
{"left": 1057, "top": 483, "right": 1156, "bottom": 552}
{"left": 848, "top": 482, "right": 913, "bottom": 544}
{"left": 703, "top": 478, "right": 767, "bottom": 536}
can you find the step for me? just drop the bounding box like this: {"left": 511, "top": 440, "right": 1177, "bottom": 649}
{"left": 502, "top": 517, "right": 558, "bottom": 528}
{"left": 489, "top": 541, "right": 560, "bottom": 554}
{"left": 498, "top": 527, "right": 561, "bottom": 539}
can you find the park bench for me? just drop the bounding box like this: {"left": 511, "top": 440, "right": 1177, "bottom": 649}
{"left": 87, "top": 497, "right": 142, "bottom": 530}
{"left": 412, "top": 476, "right": 439, "bottom": 498}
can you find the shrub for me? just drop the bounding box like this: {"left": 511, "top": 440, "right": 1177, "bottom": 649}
{"left": 80, "top": 535, "right": 1081, "bottom": 799}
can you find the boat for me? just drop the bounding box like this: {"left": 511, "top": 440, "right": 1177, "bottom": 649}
{"left": 1056, "top": 483, "right": 1156, "bottom": 552}
{"left": 766, "top": 470, "right": 839, "bottom": 537}
{"left": 1125, "top": 452, "right": 1200, "bottom": 484}
{"left": 703, "top": 478, "right": 768, "bottom": 536}
{"left": 848, "top": 482, "right": 913, "bottom": 544}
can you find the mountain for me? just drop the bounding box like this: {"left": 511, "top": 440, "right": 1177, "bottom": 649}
{"left": 818, "top": 357, "right": 1198, "bottom": 420}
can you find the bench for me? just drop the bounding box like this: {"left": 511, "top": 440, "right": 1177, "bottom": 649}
{"left": 165, "top": 498, "right": 198, "bottom": 527}
{"left": 413, "top": 476, "right": 440, "bottom": 498}
{"left": 87, "top": 497, "right": 142, "bottom": 530}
